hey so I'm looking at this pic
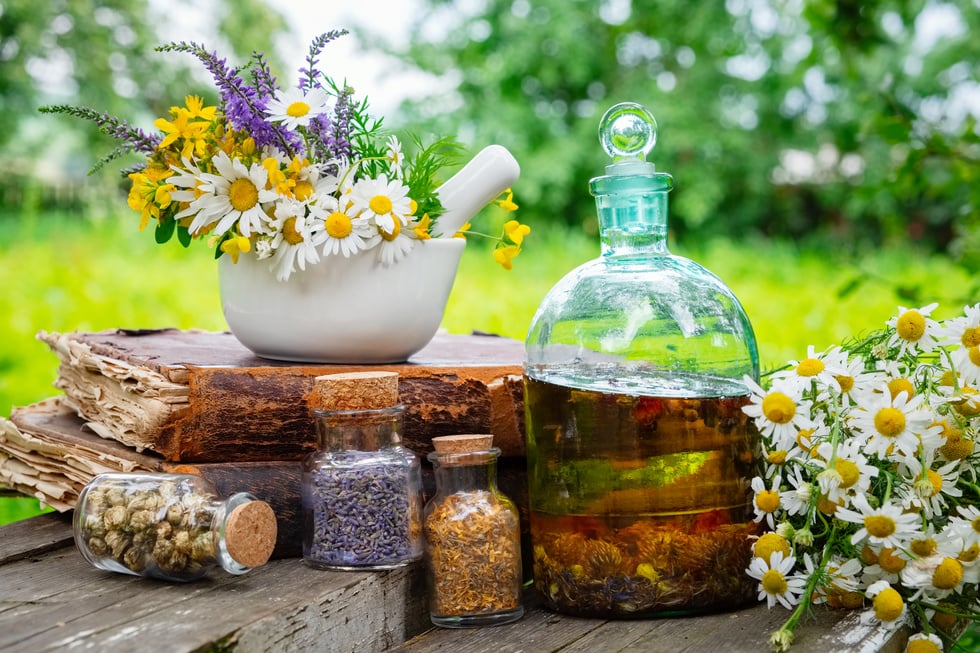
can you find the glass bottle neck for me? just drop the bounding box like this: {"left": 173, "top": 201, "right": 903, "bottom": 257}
{"left": 428, "top": 449, "right": 500, "bottom": 494}
{"left": 590, "top": 172, "right": 673, "bottom": 260}
{"left": 313, "top": 406, "right": 405, "bottom": 451}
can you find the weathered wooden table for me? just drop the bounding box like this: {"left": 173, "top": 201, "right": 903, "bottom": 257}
{"left": 2, "top": 513, "right": 911, "bottom": 653}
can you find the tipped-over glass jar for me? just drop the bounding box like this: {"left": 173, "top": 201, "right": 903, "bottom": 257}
{"left": 424, "top": 435, "right": 524, "bottom": 628}
{"left": 74, "top": 472, "right": 278, "bottom": 582}
{"left": 524, "top": 103, "right": 762, "bottom": 617}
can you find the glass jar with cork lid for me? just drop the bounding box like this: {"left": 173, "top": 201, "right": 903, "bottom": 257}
{"left": 73, "top": 472, "right": 278, "bottom": 582}
{"left": 301, "top": 370, "right": 424, "bottom": 570}
{"left": 423, "top": 434, "right": 524, "bottom": 628}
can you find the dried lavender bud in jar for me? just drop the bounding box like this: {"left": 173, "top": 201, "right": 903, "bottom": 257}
{"left": 304, "top": 461, "right": 422, "bottom": 568}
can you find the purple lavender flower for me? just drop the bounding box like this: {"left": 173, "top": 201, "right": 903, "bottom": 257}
{"left": 156, "top": 42, "right": 301, "bottom": 155}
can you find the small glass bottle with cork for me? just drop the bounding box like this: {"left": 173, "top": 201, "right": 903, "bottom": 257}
{"left": 423, "top": 433, "right": 524, "bottom": 627}
{"left": 301, "top": 370, "right": 424, "bottom": 570}
{"left": 74, "top": 472, "right": 278, "bottom": 582}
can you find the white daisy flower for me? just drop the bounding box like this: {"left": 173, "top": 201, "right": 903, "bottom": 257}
{"left": 836, "top": 493, "right": 921, "bottom": 549}
{"left": 375, "top": 219, "right": 416, "bottom": 266}
{"left": 268, "top": 199, "right": 324, "bottom": 281}
{"left": 944, "top": 304, "right": 980, "bottom": 385}
{"left": 742, "top": 376, "right": 814, "bottom": 451}
{"left": 864, "top": 580, "right": 907, "bottom": 625}
{"left": 751, "top": 475, "right": 782, "bottom": 529}
{"left": 886, "top": 302, "right": 942, "bottom": 356}
{"left": 947, "top": 505, "right": 980, "bottom": 548}
{"left": 900, "top": 554, "right": 965, "bottom": 601}
{"left": 265, "top": 86, "right": 331, "bottom": 130}
{"left": 772, "top": 345, "right": 848, "bottom": 395}
{"left": 745, "top": 551, "right": 806, "bottom": 610}
{"left": 861, "top": 545, "right": 909, "bottom": 585}
{"left": 349, "top": 173, "right": 413, "bottom": 234}
{"left": 813, "top": 440, "right": 878, "bottom": 504}
{"left": 897, "top": 459, "right": 962, "bottom": 519}
{"left": 848, "top": 382, "right": 939, "bottom": 460}
{"left": 817, "top": 347, "right": 886, "bottom": 407}
{"left": 780, "top": 465, "right": 813, "bottom": 517}
{"left": 315, "top": 195, "right": 374, "bottom": 258}
{"left": 385, "top": 135, "right": 405, "bottom": 179}
{"left": 802, "top": 554, "right": 862, "bottom": 604}
{"left": 176, "top": 151, "right": 277, "bottom": 238}
{"left": 905, "top": 633, "right": 944, "bottom": 653}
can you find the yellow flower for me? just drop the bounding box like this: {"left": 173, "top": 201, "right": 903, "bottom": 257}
{"left": 454, "top": 222, "right": 471, "bottom": 239}
{"left": 503, "top": 219, "right": 531, "bottom": 246}
{"left": 494, "top": 187, "right": 518, "bottom": 212}
{"left": 493, "top": 244, "right": 521, "bottom": 270}
{"left": 412, "top": 214, "right": 432, "bottom": 240}
{"left": 128, "top": 165, "right": 174, "bottom": 231}
{"left": 183, "top": 95, "right": 217, "bottom": 121}
{"left": 218, "top": 235, "right": 251, "bottom": 264}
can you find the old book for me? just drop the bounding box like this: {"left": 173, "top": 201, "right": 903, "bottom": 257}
{"left": 38, "top": 329, "right": 526, "bottom": 463}
{"left": 0, "top": 399, "right": 531, "bottom": 560}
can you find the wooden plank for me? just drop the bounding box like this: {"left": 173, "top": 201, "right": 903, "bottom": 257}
{"left": 0, "top": 520, "right": 428, "bottom": 653}
{"left": 394, "top": 592, "right": 913, "bottom": 653}
{"left": 0, "top": 512, "right": 74, "bottom": 564}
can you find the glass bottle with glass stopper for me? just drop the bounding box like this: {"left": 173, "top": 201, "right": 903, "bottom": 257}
{"left": 523, "top": 102, "right": 762, "bottom": 617}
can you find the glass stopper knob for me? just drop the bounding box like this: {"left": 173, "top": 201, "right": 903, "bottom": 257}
{"left": 599, "top": 102, "right": 658, "bottom": 161}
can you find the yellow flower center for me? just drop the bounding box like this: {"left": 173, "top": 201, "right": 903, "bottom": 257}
{"left": 970, "top": 346, "right": 980, "bottom": 367}
{"left": 281, "top": 217, "right": 304, "bottom": 245}
{"left": 887, "top": 378, "right": 915, "bottom": 401}
{"left": 767, "top": 450, "right": 788, "bottom": 465}
{"left": 818, "top": 494, "right": 842, "bottom": 515}
{"left": 294, "top": 180, "right": 314, "bottom": 202}
{"left": 797, "top": 358, "right": 824, "bottom": 377}
{"left": 864, "top": 514, "right": 896, "bottom": 539}
{"left": 753, "top": 533, "right": 791, "bottom": 563}
{"left": 369, "top": 195, "right": 393, "bottom": 215}
{"left": 910, "top": 537, "right": 937, "bottom": 557}
{"left": 755, "top": 490, "right": 780, "bottom": 514}
{"left": 286, "top": 101, "right": 310, "bottom": 118}
{"left": 861, "top": 545, "right": 879, "bottom": 565}
{"left": 874, "top": 407, "right": 906, "bottom": 437}
{"left": 228, "top": 178, "right": 259, "bottom": 211}
{"left": 907, "top": 638, "right": 942, "bottom": 653}
{"left": 896, "top": 310, "right": 926, "bottom": 342}
{"left": 761, "top": 392, "right": 796, "bottom": 424}
{"left": 954, "top": 389, "right": 980, "bottom": 417}
{"left": 380, "top": 220, "right": 401, "bottom": 242}
{"left": 325, "top": 212, "right": 353, "bottom": 239}
{"left": 959, "top": 543, "right": 980, "bottom": 563}
{"left": 932, "top": 558, "right": 963, "bottom": 590}
{"left": 761, "top": 569, "right": 788, "bottom": 596}
{"left": 872, "top": 587, "right": 904, "bottom": 621}
{"left": 836, "top": 375, "right": 855, "bottom": 393}
{"left": 924, "top": 469, "right": 943, "bottom": 497}
{"left": 878, "top": 548, "right": 906, "bottom": 573}
{"left": 940, "top": 427, "right": 973, "bottom": 460}
{"left": 962, "top": 326, "right": 980, "bottom": 348}
{"left": 834, "top": 459, "right": 860, "bottom": 489}
{"left": 972, "top": 516, "right": 980, "bottom": 535}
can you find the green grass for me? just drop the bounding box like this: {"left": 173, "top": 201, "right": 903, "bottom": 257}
{"left": 0, "top": 212, "right": 971, "bottom": 527}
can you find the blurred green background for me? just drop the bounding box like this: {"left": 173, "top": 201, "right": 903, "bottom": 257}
{"left": 1, "top": 3, "right": 978, "bottom": 643}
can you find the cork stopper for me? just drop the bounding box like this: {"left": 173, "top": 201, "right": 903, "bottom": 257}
{"left": 431, "top": 434, "right": 494, "bottom": 454}
{"left": 311, "top": 371, "right": 399, "bottom": 411}
{"left": 224, "top": 500, "right": 278, "bottom": 569}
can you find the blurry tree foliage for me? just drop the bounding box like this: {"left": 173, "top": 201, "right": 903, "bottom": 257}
{"left": 371, "top": 0, "right": 979, "bottom": 271}
{"left": 0, "top": 0, "right": 287, "bottom": 176}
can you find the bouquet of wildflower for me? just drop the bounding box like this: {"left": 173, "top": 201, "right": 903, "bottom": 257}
{"left": 40, "top": 31, "right": 528, "bottom": 281}
{"left": 742, "top": 302, "right": 980, "bottom": 652}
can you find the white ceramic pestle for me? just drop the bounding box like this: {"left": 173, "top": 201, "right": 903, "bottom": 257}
{"left": 433, "top": 144, "right": 521, "bottom": 237}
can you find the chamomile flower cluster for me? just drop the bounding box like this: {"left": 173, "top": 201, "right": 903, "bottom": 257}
{"left": 41, "top": 31, "right": 528, "bottom": 281}
{"left": 743, "top": 303, "right": 980, "bottom": 652}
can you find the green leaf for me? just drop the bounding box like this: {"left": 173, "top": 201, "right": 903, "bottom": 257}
{"left": 155, "top": 218, "right": 175, "bottom": 244}
{"left": 177, "top": 225, "right": 192, "bottom": 248}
